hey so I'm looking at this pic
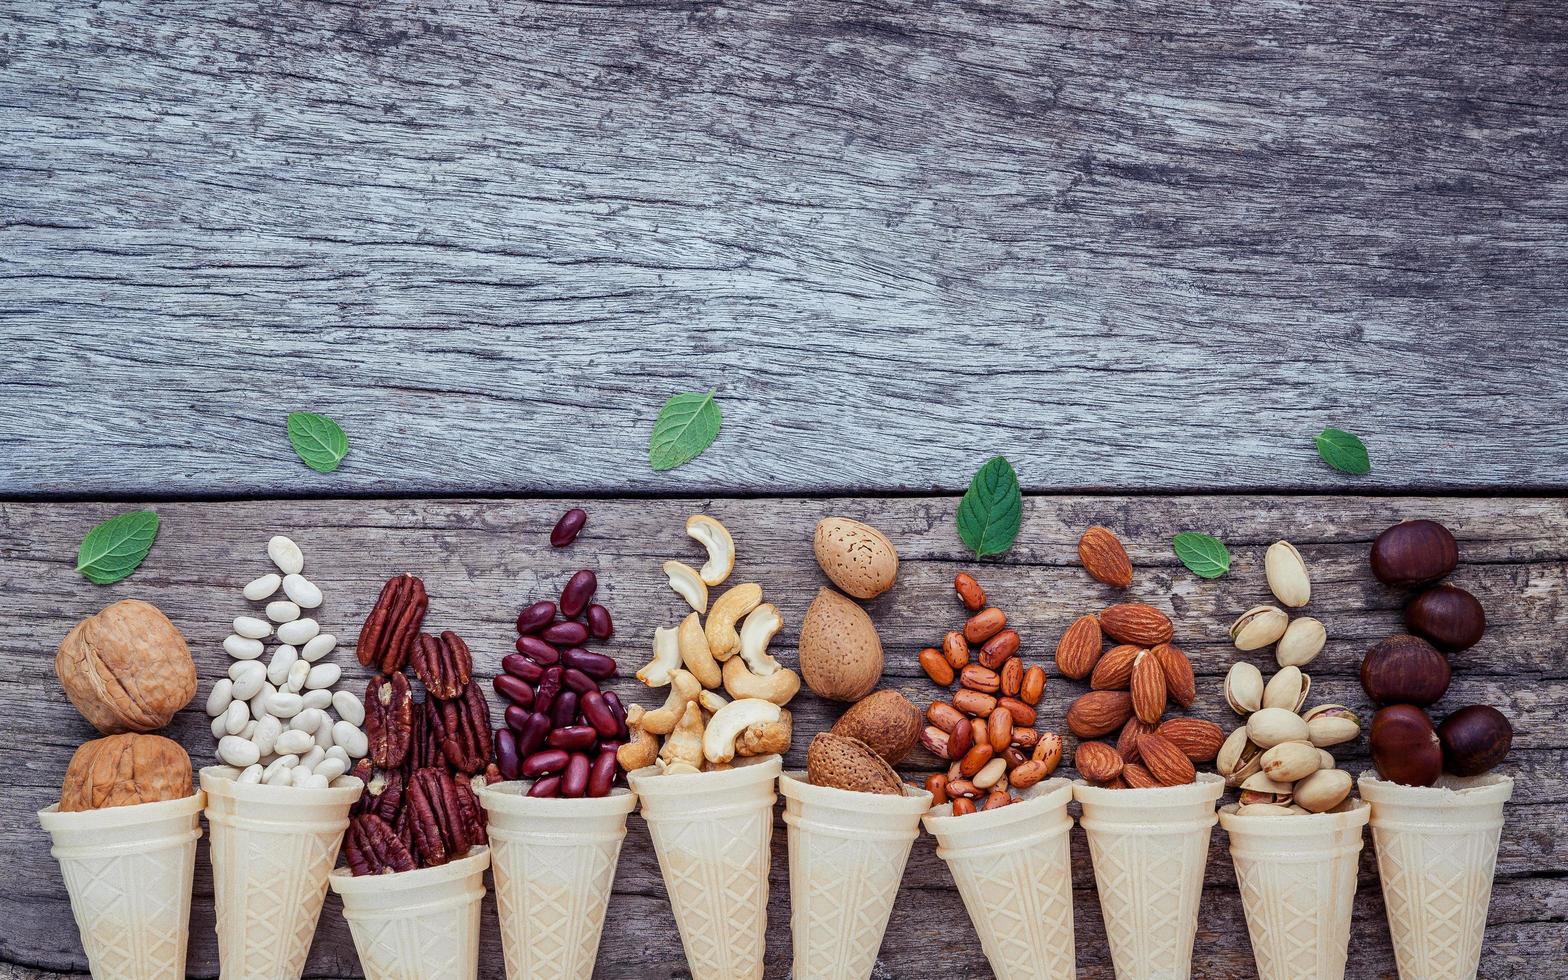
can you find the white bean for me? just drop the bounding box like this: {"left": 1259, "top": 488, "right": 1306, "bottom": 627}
{"left": 286, "top": 659, "right": 310, "bottom": 693}
{"left": 263, "top": 754, "right": 298, "bottom": 781}
{"left": 325, "top": 745, "right": 351, "bottom": 768}
{"left": 302, "top": 689, "right": 333, "bottom": 711}
{"left": 331, "top": 774, "right": 360, "bottom": 789}
{"left": 238, "top": 764, "right": 264, "bottom": 784}
{"left": 253, "top": 715, "right": 282, "bottom": 756}
{"left": 302, "top": 773, "right": 331, "bottom": 789}
{"left": 315, "top": 711, "right": 336, "bottom": 749}
{"left": 289, "top": 707, "right": 324, "bottom": 733}
{"left": 223, "top": 700, "right": 249, "bottom": 735}
{"left": 228, "top": 661, "right": 267, "bottom": 700}
{"left": 267, "top": 535, "right": 304, "bottom": 575}
{"left": 263, "top": 766, "right": 292, "bottom": 786}
{"left": 209, "top": 713, "right": 229, "bottom": 739}
{"left": 266, "top": 600, "right": 301, "bottom": 624}
{"left": 244, "top": 573, "right": 282, "bottom": 601}
{"left": 267, "top": 692, "right": 304, "bottom": 719}
{"left": 218, "top": 735, "right": 260, "bottom": 768}
{"left": 283, "top": 574, "right": 323, "bottom": 609}
{"left": 301, "top": 634, "right": 336, "bottom": 663}
{"left": 305, "top": 662, "right": 341, "bottom": 690}
{"left": 240, "top": 720, "right": 258, "bottom": 740}
{"left": 248, "top": 682, "right": 276, "bottom": 720}
{"left": 332, "top": 691, "right": 365, "bottom": 726}
{"left": 334, "top": 721, "right": 368, "bottom": 759}
{"left": 277, "top": 618, "right": 320, "bottom": 646}
{"left": 224, "top": 634, "right": 265, "bottom": 660}
{"left": 206, "top": 678, "right": 234, "bottom": 717}
{"left": 266, "top": 645, "right": 299, "bottom": 687}
{"left": 313, "top": 757, "right": 348, "bottom": 782}
{"left": 274, "top": 729, "right": 315, "bottom": 756}
{"left": 233, "top": 616, "right": 272, "bottom": 640}
{"left": 300, "top": 746, "right": 326, "bottom": 772}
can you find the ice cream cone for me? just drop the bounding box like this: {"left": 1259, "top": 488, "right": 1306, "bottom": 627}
{"left": 780, "top": 771, "right": 931, "bottom": 980}
{"left": 329, "top": 844, "right": 489, "bottom": 980}
{"left": 200, "top": 765, "right": 362, "bottom": 980}
{"left": 626, "top": 755, "right": 783, "bottom": 980}
{"left": 1074, "top": 773, "right": 1224, "bottom": 980}
{"left": 1359, "top": 773, "right": 1513, "bottom": 980}
{"left": 1219, "top": 800, "right": 1370, "bottom": 980}
{"left": 38, "top": 792, "right": 205, "bottom": 980}
{"left": 923, "top": 778, "right": 1077, "bottom": 980}
{"left": 479, "top": 781, "right": 638, "bottom": 980}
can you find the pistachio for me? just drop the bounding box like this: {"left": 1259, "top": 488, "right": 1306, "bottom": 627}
{"left": 1225, "top": 661, "right": 1265, "bottom": 715}
{"left": 1240, "top": 771, "right": 1294, "bottom": 796}
{"left": 1264, "top": 541, "right": 1311, "bottom": 608}
{"left": 1287, "top": 804, "right": 1312, "bottom": 815}
{"left": 1260, "top": 740, "right": 1321, "bottom": 782}
{"left": 1235, "top": 802, "right": 1295, "bottom": 816}
{"left": 1294, "top": 768, "right": 1353, "bottom": 813}
{"left": 1225, "top": 746, "right": 1264, "bottom": 788}
{"left": 1238, "top": 788, "right": 1292, "bottom": 806}
{"left": 1262, "top": 665, "right": 1310, "bottom": 712}
{"left": 1275, "top": 616, "right": 1327, "bottom": 668}
{"left": 1247, "top": 707, "right": 1310, "bottom": 748}
{"left": 1216, "top": 725, "right": 1255, "bottom": 777}
{"left": 1304, "top": 704, "right": 1361, "bottom": 748}
{"left": 1316, "top": 748, "right": 1335, "bottom": 770}
{"left": 1231, "top": 605, "right": 1289, "bottom": 651}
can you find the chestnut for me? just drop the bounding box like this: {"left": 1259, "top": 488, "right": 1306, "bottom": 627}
{"left": 1405, "top": 584, "right": 1486, "bottom": 652}
{"left": 1370, "top": 519, "right": 1458, "bottom": 588}
{"left": 1360, "top": 635, "right": 1451, "bottom": 706}
{"left": 1437, "top": 704, "right": 1512, "bottom": 777}
{"left": 1370, "top": 704, "right": 1443, "bottom": 786}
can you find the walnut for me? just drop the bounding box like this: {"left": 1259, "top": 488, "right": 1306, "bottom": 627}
{"left": 56, "top": 599, "right": 196, "bottom": 734}
{"left": 60, "top": 733, "right": 193, "bottom": 811}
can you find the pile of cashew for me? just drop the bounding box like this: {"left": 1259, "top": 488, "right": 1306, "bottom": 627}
{"left": 618, "top": 514, "right": 800, "bottom": 775}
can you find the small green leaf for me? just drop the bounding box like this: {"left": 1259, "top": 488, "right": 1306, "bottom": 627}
{"left": 1315, "top": 427, "right": 1370, "bottom": 475}
{"left": 287, "top": 412, "right": 350, "bottom": 473}
{"left": 649, "top": 391, "right": 722, "bottom": 471}
{"left": 1172, "top": 531, "right": 1231, "bottom": 579}
{"left": 957, "top": 456, "right": 1023, "bottom": 558}
{"left": 76, "top": 511, "right": 160, "bottom": 585}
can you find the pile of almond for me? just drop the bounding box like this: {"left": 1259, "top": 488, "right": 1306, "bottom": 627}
{"left": 1062, "top": 527, "right": 1224, "bottom": 788}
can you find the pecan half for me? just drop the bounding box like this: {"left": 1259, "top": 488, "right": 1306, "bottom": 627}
{"left": 453, "top": 775, "right": 488, "bottom": 847}
{"left": 350, "top": 763, "right": 405, "bottom": 824}
{"left": 412, "top": 630, "right": 474, "bottom": 701}
{"left": 365, "top": 672, "right": 414, "bottom": 770}
{"left": 405, "top": 767, "right": 480, "bottom": 867}
{"left": 414, "top": 695, "right": 445, "bottom": 771}
{"left": 344, "top": 813, "right": 416, "bottom": 876}
{"left": 431, "top": 681, "right": 493, "bottom": 775}
{"left": 357, "top": 574, "right": 428, "bottom": 674}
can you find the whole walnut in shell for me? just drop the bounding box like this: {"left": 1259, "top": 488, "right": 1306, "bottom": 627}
{"left": 60, "top": 733, "right": 193, "bottom": 811}
{"left": 56, "top": 599, "right": 196, "bottom": 734}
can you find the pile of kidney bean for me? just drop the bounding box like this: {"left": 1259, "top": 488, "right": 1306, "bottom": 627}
{"left": 493, "top": 523, "right": 628, "bottom": 799}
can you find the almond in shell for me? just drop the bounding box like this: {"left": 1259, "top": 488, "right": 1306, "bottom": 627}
{"left": 798, "top": 587, "right": 883, "bottom": 702}
{"left": 1099, "top": 603, "right": 1174, "bottom": 646}
{"left": 813, "top": 517, "right": 899, "bottom": 600}
{"left": 806, "top": 732, "right": 903, "bottom": 795}
{"left": 1078, "top": 526, "right": 1133, "bottom": 588}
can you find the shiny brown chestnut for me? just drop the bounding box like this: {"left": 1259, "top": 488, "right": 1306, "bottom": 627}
{"left": 1370, "top": 704, "right": 1443, "bottom": 786}
{"left": 1370, "top": 519, "right": 1458, "bottom": 588}
{"left": 1405, "top": 585, "right": 1486, "bottom": 652}
{"left": 1361, "top": 634, "right": 1451, "bottom": 706}
{"left": 1437, "top": 704, "right": 1512, "bottom": 777}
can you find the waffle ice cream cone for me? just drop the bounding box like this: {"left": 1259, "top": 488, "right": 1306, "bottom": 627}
{"left": 1074, "top": 773, "right": 1224, "bottom": 980}
{"left": 329, "top": 844, "right": 489, "bottom": 980}
{"left": 780, "top": 771, "right": 931, "bottom": 980}
{"left": 38, "top": 792, "right": 205, "bottom": 980}
{"left": 626, "top": 755, "right": 782, "bottom": 980}
{"left": 1359, "top": 773, "right": 1513, "bottom": 980}
{"left": 923, "top": 778, "right": 1077, "bottom": 980}
{"left": 1219, "top": 800, "right": 1370, "bottom": 980}
{"left": 479, "top": 782, "right": 638, "bottom": 980}
{"left": 200, "top": 765, "right": 362, "bottom": 980}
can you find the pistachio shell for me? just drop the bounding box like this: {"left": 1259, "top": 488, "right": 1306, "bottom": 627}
{"left": 1317, "top": 748, "right": 1336, "bottom": 770}
{"left": 1247, "top": 707, "right": 1310, "bottom": 748}
{"left": 1276, "top": 616, "right": 1327, "bottom": 668}
{"left": 1260, "top": 740, "right": 1321, "bottom": 782}
{"left": 1225, "top": 661, "right": 1265, "bottom": 715}
{"left": 1262, "top": 666, "right": 1304, "bottom": 711}
{"left": 1294, "top": 768, "right": 1353, "bottom": 813}
{"left": 1225, "top": 748, "right": 1264, "bottom": 788}
{"left": 1216, "top": 725, "right": 1254, "bottom": 776}
{"left": 1231, "top": 605, "right": 1290, "bottom": 651}
{"left": 1264, "top": 541, "right": 1311, "bottom": 608}
{"left": 1240, "top": 770, "right": 1294, "bottom": 795}
{"left": 1306, "top": 714, "right": 1361, "bottom": 748}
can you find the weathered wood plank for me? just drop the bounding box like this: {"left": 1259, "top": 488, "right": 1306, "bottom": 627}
{"left": 3, "top": 1, "right": 1567, "bottom": 497}
{"left": 0, "top": 494, "right": 1561, "bottom": 977}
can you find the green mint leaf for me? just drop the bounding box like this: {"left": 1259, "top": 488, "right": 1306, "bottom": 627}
{"left": 648, "top": 391, "right": 722, "bottom": 471}
{"left": 287, "top": 412, "right": 350, "bottom": 473}
{"left": 76, "top": 511, "right": 160, "bottom": 585}
{"left": 957, "top": 456, "right": 1022, "bottom": 558}
{"left": 1172, "top": 531, "right": 1231, "bottom": 579}
{"left": 1315, "top": 427, "right": 1370, "bottom": 475}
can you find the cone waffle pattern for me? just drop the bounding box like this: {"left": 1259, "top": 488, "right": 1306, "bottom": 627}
{"left": 1371, "top": 819, "right": 1499, "bottom": 979}
{"left": 57, "top": 835, "right": 196, "bottom": 979}
{"left": 346, "top": 887, "right": 483, "bottom": 980}
{"left": 492, "top": 829, "right": 623, "bottom": 980}
{"left": 788, "top": 817, "right": 915, "bottom": 978}
{"left": 944, "top": 832, "right": 1075, "bottom": 980}
{"left": 1085, "top": 824, "right": 1209, "bottom": 978}
{"left": 1227, "top": 823, "right": 1363, "bottom": 979}
{"left": 209, "top": 817, "right": 343, "bottom": 979}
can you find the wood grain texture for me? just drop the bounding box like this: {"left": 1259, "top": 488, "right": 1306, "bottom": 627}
{"left": 3, "top": 1, "right": 1568, "bottom": 497}
{"left": 1, "top": 494, "right": 1563, "bottom": 978}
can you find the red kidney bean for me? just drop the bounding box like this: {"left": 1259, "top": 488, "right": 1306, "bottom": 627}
{"left": 588, "top": 746, "right": 618, "bottom": 797}
{"left": 522, "top": 748, "right": 569, "bottom": 777}
{"left": 515, "top": 711, "right": 552, "bottom": 757}
{"left": 515, "top": 600, "right": 557, "bottom": 635}
{"left": 561, "top": 752, "right": 590, "bottom": 797}
{"left": 562, "top": 648, "right": 617, "bottom": 680}
{"left": 502, "top": 653, "right": 544, "bottom": 684}
{"left": 560, "top": 570, "right": 597, "bottom": 618}
{"left": 562, "top": 667, "right": 599, "bottom": 695}
{"left": 550, "top": 508, "right": 587, "bottom": 547}
{"left": 581, "top": 691, "right": 619, "bottom": 739}
{"left": 548, "top": 725, "right": 599, "bottom": 751}
{"left": 550, "top": 690, "right": 579, "bottom": 729}
{"left": 534, "top": 667, "right": 563, "bottom": 716}
{"left": 495, "top": 728, "right": 521, "bottom": 780}
{"left": 602, "top": 692, "right": 629, "bottom": 739}
{"left": 527, "top": 775, "right": 562, "bottom": 798}
{"left": 504, "top": 704, "right": 532, "bottom": 733}
{"left": 542, "top": 621, "right": 589, "bottom": 646}
{"left": 515, "top": 636, "right": 561, "bottom": 665}
{"left": 493, "top": 674, "right": 534, "bottom": 707}
{"left": 586, "top": 604, "right": 614, "bottom": 640}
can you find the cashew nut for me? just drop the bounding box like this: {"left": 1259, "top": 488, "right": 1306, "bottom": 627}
{"left": 737, "top": 603, "right": 783, "bottom": 676}
{"left": 686, "top": 514, "right": 736, "bottom": 586}
{"left": 658, "top": 759, "right": 701, "bottom": 776}
{"left": 736, "top": 708, "right": 792, "bottom": 757}
{"left": 702, "top": 698, "right": 782, "bottom": 764}
{"left": 704, "top": 582, "right": 762, "bottom": 660}
{"left": 636, "top": 625, "right": 683, "bottom": 688}
{"left": 677, "top": 612, "right": 721, "bottom": 689}
{"left": 698, "top": 688, "right": 729, "bottom": 714}
{"left": 641, "top": 670, "right": 701, "bottom": 735}
{"left": 617, "top": 719, "right": 659, "bottom": 772}
{"left": 659, "top": 701, "right": 705, "bottom": 770}
{"left": 663, "top": 560, "right": 708, "bottom": 614}
{"left": 722, "top": 656, "right": 800, "bottom": 706}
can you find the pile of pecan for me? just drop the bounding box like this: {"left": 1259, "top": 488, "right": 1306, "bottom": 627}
{"left": 343, "top": 574, "right": 496, "bottom": 876}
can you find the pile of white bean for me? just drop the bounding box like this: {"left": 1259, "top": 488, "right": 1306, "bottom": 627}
{"left": 204, "top": 535, "right": 368, "bottom": 788}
